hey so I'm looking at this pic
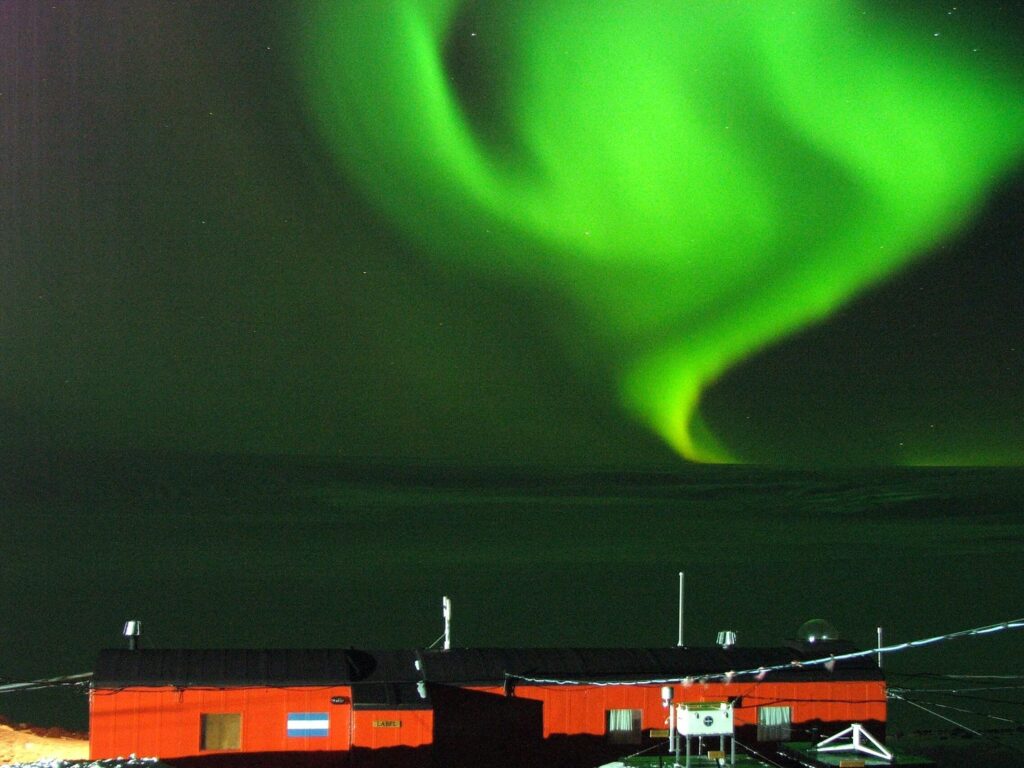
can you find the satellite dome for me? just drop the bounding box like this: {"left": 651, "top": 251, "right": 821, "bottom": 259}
{"left": 796, "top": 618, "right": 839, "bottom": 644}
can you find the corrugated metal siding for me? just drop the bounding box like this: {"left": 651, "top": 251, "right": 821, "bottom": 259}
{"left": 467, "top": 680, "right": 887, "bottom": 739}
{"left": 90, "top": 685, "right": 354, "bottom": 760}
{"left": 351, "top": 709, "right": 433, "bottom": 750}
{"left": 90, "top": 645, "right": 884, "bottom": 761}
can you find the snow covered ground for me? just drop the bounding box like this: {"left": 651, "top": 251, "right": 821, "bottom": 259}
{"left": 1, "top": 759, "right": 172, "bottom": 768}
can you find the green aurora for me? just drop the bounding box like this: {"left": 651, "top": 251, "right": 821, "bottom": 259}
{"left": 298, "top": 0, "right": 1024, "bottom": 464}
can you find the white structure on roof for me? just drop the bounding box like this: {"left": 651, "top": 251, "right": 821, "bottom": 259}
{"left": 815, "top": 723, "right": 893, "bottom": 761}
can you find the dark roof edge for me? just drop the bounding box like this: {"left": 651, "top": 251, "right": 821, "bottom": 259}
{"left": 92, "top": 645, "right": 882, "bottom": 688}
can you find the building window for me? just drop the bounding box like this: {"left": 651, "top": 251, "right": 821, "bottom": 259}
{"left": 757, "top": 706, "right": 791, "bottom": 742}
{"left": 201, "top": 713, "right": 242, "bottom": 751}
{"left": 606, "top": 709, "right": 642, "bottom": 744}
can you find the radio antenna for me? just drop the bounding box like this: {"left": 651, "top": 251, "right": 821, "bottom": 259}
{"left": 677, "top": 572, "right": 685, "bottom": 647}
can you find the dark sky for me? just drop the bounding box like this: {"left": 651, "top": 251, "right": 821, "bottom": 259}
{"left": 2, "top": 1, "right": 1022, "bottom": 468}
{"left": 705, "top": 170, "right": 1024, "bottom": 466}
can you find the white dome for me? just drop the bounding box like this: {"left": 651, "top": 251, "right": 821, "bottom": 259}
{"left": 796, "top": 618, "right": 839, "bottom": 643}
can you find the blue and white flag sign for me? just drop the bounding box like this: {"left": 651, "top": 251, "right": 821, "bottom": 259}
{"left": 287, "top": 712, "right": 329, "bottom": 738}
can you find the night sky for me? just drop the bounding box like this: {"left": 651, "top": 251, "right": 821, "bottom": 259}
{"left": 4, "top": 0, "right": 1024, "bottom": 468}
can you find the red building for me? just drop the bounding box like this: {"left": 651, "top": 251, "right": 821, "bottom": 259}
{"left": 90, "top": 642, "right": 885, "bottom": 767}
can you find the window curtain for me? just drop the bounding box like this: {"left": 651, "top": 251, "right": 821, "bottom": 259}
{"left": 607, "top": 709, "right": 641, "bottom": 744}
{"left": 757, "top": 706, "right": 792, "bottom": 741}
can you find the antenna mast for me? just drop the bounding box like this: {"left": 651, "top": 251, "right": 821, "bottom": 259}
{"left": 442, "top": 596, "right": 452, "bottom": 651}
{"left": 677, "top": 572, "right": 685, "bottom": 647}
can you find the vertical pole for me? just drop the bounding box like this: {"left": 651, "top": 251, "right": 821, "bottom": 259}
{"left": 877, "top": 626, "right": 883, "bottom": 669}
{"left": 675, "top": 708, "right": 682, "bottom": 768}
{"left": 677, "top": 572, "right": 685, "bottom": 647}
{"left": 443, "top": 596, "right": 452, "bottom": 651}
{"left": 731, "top": 735, "right": 735, "bottom": 765}
{"left": 668, "top": 702, "right": 676, "bottom": 754}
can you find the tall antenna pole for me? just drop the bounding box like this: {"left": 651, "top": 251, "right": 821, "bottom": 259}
{"left": 677, "top": 572, "right": 685, "bottom": 647}
{"left": 443, "top": 596, "right": 452, "bottom": 651}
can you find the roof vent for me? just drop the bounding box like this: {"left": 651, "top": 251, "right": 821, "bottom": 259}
{"left": 716, "top": 630, "right": 737, "bottom": 648}
{"left": 122, "top": 620, "right": 142, "bottom": 651}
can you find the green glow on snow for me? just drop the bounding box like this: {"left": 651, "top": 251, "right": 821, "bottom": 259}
{"left": 297, "top": 0, "right": 1024, "bottom": 463}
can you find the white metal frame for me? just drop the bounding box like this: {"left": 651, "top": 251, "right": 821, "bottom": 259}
{"left": 815, "top": 723, "right": 893, "bottom": 761}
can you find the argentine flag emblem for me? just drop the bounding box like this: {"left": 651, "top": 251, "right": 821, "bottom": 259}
{"left": 287, "top": 712, "right": 329, "bottom": 738}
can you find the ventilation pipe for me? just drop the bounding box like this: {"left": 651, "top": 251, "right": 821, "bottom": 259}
{"left": 716, "top": 630, "right": 737, "bottom": 648}
{"left": 122, "top": 620, "right": 142, "bottom": 651}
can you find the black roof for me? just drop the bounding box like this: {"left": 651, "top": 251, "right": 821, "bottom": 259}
{"left": 94, "top": 641, "right": 880, "bottom": 689}
{"left": 93, "top": 648, "right": 420, "bottom": 688}
{"left": 417, "top": 642, "right": 881, "bottom": 684}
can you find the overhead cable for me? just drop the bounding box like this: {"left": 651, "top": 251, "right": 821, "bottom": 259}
{"left": 890, "top": 696, "right": 1020, "bottom": 726}
{"left": 505, "top": 617, "right": 1024, "bottom": 686}
{"left": 0, "top": 672, "right": 93, "bottom": 694}
{"left": 888, "top": 692, "right": 985, "bottom": 737}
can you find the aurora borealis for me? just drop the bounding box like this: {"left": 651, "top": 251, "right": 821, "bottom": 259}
{"left": 4, "top": 0, "right": 1024, "bottom": 466}
{"left": 4, "top": 5, "right": 1024, "bottom": 746}
{"left": 298, "top": 0, "right": 1024, "bottom": 464}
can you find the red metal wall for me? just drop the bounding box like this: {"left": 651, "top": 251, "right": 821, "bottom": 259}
{"left": 91, "top": 679, "right": 884, "bottom": 760}
{"left": 350, "top": 709, "right": 433, "bottom": 751}
{"left": 473, "top": 680, "right": 886, "bottom": 738}
{"left": 90, "top": 686, "right": 431, "bottom": 760}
